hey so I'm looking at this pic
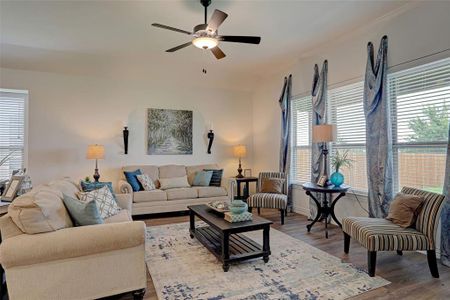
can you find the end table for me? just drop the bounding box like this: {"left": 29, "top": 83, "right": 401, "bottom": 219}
{"left": 302, "top": 182, "right": 349, "bottom": 238}
{"left": 232, "top": 177, "right": 258, "bottom": 200}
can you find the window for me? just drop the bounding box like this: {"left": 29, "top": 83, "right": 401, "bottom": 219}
{"left": 0, "top": 90, "right": 27, "bottom": 180}
{"left": 389, "top": 58, "right": 450, "bottom": 193}
{"left": 329, "top": 81, "right": 368, "bottom": 192}
{"left": 291, "top": 95, "right": 312, "bottom": 183}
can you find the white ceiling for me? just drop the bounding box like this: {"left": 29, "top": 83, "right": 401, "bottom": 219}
{"left": 0, "top": 0, "right": 410, "bottom": 88}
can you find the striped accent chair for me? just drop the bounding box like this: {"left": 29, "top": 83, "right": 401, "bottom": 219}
{"left": 247, "top": 172, "right": 288, "bottom": 224}
{"left": 342, "top": 187, "right": 446, "bottom": 278}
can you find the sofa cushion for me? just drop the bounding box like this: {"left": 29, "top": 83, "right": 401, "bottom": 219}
{"left": 186, "top": 164, "right": 219, "bottom": 185}
{"left": 8, "top": 187, "right": 74, "bottom": 234}
{"left": 197, "top": 186, "right": 227, "bottom": 198}
{"left": 63, "top": 194, "right": 103, "bottom": 226}
{"left": 78, "top": 186, "right": 121, "bottom": 219}
{"left": 159, "top": 165, "right": 187, "bottom": 178}
{"left": 133, "top": 190, "right": 167, "bottom": 203}
{"left": 166, "top": 187, "right": 198, "bottom": 200}
{"left": 104, "top": 209, "right": 132, "bottom": 223}
{"left": 159, "top": 176, "right": 190, "bottom": 190}
{"left": 47, "top": 179, "right": 80, "bottom": 199}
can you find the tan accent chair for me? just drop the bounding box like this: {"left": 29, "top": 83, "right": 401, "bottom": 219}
{"left": 0, "top": 179, "right": 147, "bottom": 300}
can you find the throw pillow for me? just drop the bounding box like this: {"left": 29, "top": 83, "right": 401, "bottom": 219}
{"left": 62, "top": 194, "right": 103, "bottom": 226}
{"left": 136, "top": 174, "right": 156, "bottom": 191}
{"left": 80, "top": 181, "right": 114, "bottom": 194}
{"left": 386, "top": 193, "right": 425, "bottom": 228}
{"left": 159, "top": 176, "right": 190, "bottom": 190}
{"left": 204, "top": 169, "right": 223, "bottom": 187}
{"left": 261, "top": 178, "right": 285, "bottom": 194}
{"left": 78, "top": 186, "right": 121, "bottom": 219}
{"left": 123, "top": 169, "right": 143, "bottom": 192}
{"left": 192, "top": 171, "right": 213, "bottom": 186}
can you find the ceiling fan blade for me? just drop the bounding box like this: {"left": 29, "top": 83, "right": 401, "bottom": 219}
{"left": 206, "top": 9, "right": 228, "bottom": 33}
{"left": 211, "top": 46, "right": 226, "bottom": 60}
{"left": 219, "top": 35, "right": 261, "bottom": 44}
{"left": 166, "top": 42, "right": 192, "bottom": 52}
{"left": 152, "top": 23, "right": 192, "bottom": 35}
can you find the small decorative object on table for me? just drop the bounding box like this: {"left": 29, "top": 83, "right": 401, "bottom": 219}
{"left": 206, "top": 200, "right": 229, "bottom": 214}
{"left": 224, "top": 211, "right": 253, "bottom": 223}
{"left": 330, "top": 150, "right": 353, "bottom": 187}
{"left": 244, "top": 169, "right": 252, "bottom": 177}
{"left": 1, "top": 175, "right": 24, "bottom": 202}
{"left": 229, "top": 199, "right": 248, "bottom": 215}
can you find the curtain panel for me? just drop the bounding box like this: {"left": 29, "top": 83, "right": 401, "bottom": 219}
{"left": 310, "top": 60, "right": 328, "bottom": 218}
{"left": 279, "top": 75, "right": 292, "bottom": 210}
{"left": 441, "top": 125, "right": 450, "bottom": 267}
{"left": 363, "top": 36, "right": 394, "bottom": 218}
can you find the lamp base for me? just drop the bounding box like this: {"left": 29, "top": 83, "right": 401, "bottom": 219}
{"left": 236, "top": 162, "right": 244, "bottom": 178}
{"left": 93, "top": 168, "right": 100, "bottom": 182}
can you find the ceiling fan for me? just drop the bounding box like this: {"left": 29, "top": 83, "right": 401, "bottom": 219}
{"left": 152, "top": 0, "right": 261, "bottom": 60}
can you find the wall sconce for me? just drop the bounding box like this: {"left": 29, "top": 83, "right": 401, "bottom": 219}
{"left": 207, "top": 122, "right": 214, "bottom": 154}
{"left": 123, "top": 122, "right": 129, "bottom": 155}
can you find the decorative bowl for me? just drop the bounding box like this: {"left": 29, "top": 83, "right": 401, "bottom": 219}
{"left": 229, "top": 200, "right": 248, "bottom": 215}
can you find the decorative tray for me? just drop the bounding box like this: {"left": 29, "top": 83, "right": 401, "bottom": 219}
{"left": 206, "top": 201, "right": 230, "bottom": 213}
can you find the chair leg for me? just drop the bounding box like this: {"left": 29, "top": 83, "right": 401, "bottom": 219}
{"left": 257, "top": 207, "right": 261, "bottom": 215}
{"left": 397, "top": 250, "right": 403, "bottom": 256}
{"left": 368, "top": 251, "right": 377, "bottom": 277}
{"left": 285, "top": 209, "right": 288, "bottom": 216}
{"left": 280, "top": 209, "right": 285, "bottom": 225}
{"left": 248, "top": 207, "right": 252, "bottom": 213}
{"left": 427, "top": 250, "right": 439, "bottom": 278}
{"left": 132, "top": 288, "right": 146, "bottom": 300}
{"left": 344, "top": 232, "right": 350, "bottom": 254}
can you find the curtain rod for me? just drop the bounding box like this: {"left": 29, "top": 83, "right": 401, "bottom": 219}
{"left": 290, "top": 47, "right": 450, "bottom": 99}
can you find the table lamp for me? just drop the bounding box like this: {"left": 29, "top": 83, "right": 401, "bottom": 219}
{"left": 312, "top": 124, "right": 336, "bottom": 186}
{"left": 86, "top": 144, "right": 105, "bottom": 182}
{"left": 233, "top": 144, "right": 247, "bottom": 178}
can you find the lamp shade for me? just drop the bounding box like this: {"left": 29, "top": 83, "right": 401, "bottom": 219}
{"left": 233, "top": 145, "right": 247, "bottom": 158}
{"left": 312, "top": 124, "right": 337, "bottom": 143}
{"left": 86, "top": 144, "right": 105, "bottom": 160}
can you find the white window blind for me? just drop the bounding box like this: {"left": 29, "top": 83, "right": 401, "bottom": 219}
{"left": 0, "top": 90, "right": 26, "bottom": 180}
{"left": 291, "top": 95, "right": 312, "bottom": 183}
{"left": 389, "top": 58, "right": 450, "bottom": 193}
{"left": 329, "top": 81, "right": 368, "bottom": 192}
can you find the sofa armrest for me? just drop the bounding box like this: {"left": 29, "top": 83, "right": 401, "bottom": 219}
{"left": 118, "top": 179, "right": 132, "bottom": 194}
{"left": 115, "top": 193, "right": 132, "bottom": 212}
{"left": 0, "top": 221, "right": 145, "bottom": 269}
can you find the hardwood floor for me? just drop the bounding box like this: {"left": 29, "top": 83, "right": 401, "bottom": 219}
{"left": 114, "top": 210, "right": 450, "bottom": 300}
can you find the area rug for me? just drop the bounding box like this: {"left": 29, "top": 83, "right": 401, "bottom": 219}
{"left": 145, "top": 222, "right": 389, "bottom": 299}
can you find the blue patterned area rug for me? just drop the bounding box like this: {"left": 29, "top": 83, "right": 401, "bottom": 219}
{"left": 145, "top": 222, "right": 389, "bottom": 299}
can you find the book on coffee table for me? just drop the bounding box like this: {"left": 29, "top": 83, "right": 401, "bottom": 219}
{"left": 224, "top": 211, "right": 253, "bottom": 223}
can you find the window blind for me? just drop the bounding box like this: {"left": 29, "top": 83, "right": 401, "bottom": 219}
{"left": 329, "top": 81, "right": 368, "bottom": 192}
{"left": 0, "top": 91, "right": 26, "bottom": 180}
{"left": 389, "top": 57, "right": 450, "bottom": 193}
{"left": 291, "top": 95, "right": 312, "bottom": 183}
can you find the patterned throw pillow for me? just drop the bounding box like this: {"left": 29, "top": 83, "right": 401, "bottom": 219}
{"left": 78, "top": 186, "right": 121, "bottom": 219}
{"left": 136, "top": 174, "right": 156, "bottom": 191}
{"left": 204, "top": 169, "right": 223, "bottom": 187}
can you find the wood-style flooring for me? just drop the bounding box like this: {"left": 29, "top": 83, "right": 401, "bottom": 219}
{"left": 113, "top": 209, "right": 450, "bottom": 300}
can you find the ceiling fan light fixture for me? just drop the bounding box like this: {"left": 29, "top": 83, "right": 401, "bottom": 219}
{"left": 192, "top": 36, "right": 218, "bottom": 49}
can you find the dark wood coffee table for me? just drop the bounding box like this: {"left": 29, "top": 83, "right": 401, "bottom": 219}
{"left": 188, "top": 204, "right": 273, "bottom": 272}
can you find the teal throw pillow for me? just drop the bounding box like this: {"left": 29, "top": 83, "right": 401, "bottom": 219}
{"left": 80, "top": 181, "right": 114, "bottom": 194}
{"left": 124, "top": 169, "right": 143, "bottom": 192}
{"left": 63, "top": 194, "right": 104, "bottom": 226}
{"left": 193, "top": 171, "right": 213, "bottom": 186}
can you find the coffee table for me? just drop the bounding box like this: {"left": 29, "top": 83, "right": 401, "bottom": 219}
{"left": 188, "top": 204, "right": 273, "bottom": 272}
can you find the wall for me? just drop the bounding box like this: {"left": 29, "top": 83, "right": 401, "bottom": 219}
{"left": 0, "top": 67, "right": 254, "bottom": 187}
{"left": 251, "top": 2, "right": 450, "bottom": 222}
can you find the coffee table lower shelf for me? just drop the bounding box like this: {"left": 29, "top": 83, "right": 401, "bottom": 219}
{"left": 190, "top": 226, "right": 270, "bottom": 272}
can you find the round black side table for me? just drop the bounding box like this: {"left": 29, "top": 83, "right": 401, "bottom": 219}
{"left": 302, "top": 182, "right": 350, "bottom": 238}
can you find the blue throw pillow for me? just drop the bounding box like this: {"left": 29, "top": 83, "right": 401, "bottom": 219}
{"left": 80, "top": 181, "right": 114, "bottom": 194}
{"left": 193, "top": 171, "right": 213, "bottom": 186}
{"left": 62, "top": 194, "right": 104, "bottom": 226}
{"left": 124, "top": 169, "right": 143, "bottom": 192}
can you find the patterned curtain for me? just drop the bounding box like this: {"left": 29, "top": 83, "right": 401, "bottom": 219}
{"left": 363, "top": 35, "right": 394, "bottom": 218}
{"left": 441, "top": 125, "right": 450, "bottom": 267}
{"left": 310, "top": 60, "right": 328, "bottom": 218}
{"left": 279, "top": 74, "right": 292, "bottom": 210}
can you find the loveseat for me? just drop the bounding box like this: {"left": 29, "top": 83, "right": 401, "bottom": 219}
{"left": 119, "top": 164, "right": 230, "bottom": 215}
{"left": 0, "top": 178, "right": 147, "bottom": 300}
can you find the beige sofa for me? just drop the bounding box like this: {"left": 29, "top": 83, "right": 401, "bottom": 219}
{"left": 119, "top": 164, "right": 230, "bottom": 215}
{"left": 0, "top": 179, "right": 147, "bottom": 300}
